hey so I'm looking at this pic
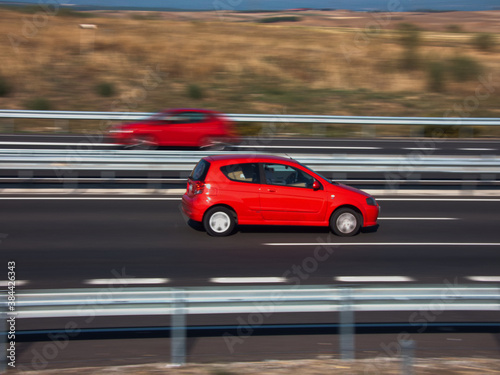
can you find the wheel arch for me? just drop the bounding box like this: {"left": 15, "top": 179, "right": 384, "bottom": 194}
{"left": 203, "top": 203, "right": 238, "bottom": 224}
{"left": 330, "top": 204, "right": 364, "bottom": 227}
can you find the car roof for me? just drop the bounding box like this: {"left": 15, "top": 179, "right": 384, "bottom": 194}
{"left": 162, "top": 108, "right": 219, "bottom": 114}
{"left": 205, "top": 154, "right": 296, "bottom": 164}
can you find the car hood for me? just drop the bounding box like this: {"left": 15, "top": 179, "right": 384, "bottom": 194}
{"left": 334, "top": 182, "right": 372, "bottom": 198}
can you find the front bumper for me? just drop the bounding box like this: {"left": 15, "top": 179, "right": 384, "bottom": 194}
{"left": 363, "top": 204, "right": 380, "bottom": 227}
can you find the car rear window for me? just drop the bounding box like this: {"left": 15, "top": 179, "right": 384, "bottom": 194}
{"left": 190, "top": 159, "right": 210, "bottom": 181}
{"left": 220, "top": 163, "right": 260, "bottom": 183}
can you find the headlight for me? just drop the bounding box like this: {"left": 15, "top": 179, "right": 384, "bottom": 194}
{"left": 366, "top": 197, "right": 377, "bottom": 206}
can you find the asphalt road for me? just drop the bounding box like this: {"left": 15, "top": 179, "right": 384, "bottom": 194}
{"left": 1, "top": 132, "right": 499, "bottom": 370}
{"left": 0, "top": 133, "right": 499, "bottom": 156}
{"left": 1, "top": 197, "right": 500, "bottom": 288}
{"left": 2, "top": 195, "right": 500, "bottom": 369}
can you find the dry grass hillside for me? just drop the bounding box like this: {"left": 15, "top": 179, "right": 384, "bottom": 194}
{"left": 0, "top": 7, "right": 499, "bottom": 135}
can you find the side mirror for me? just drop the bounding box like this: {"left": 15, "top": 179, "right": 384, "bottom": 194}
{"left": 312, "top": 180, "right": 321, "bottom": 191}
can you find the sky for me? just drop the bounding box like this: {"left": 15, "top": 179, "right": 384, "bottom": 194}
{"left": 3, "top": 0, "right": 500, "bottom": 11}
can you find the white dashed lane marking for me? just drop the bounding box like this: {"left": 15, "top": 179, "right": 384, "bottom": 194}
{"left": 210, "top": 277, "right": 288, "bottom": 284}
{"left": 335, "top": 276, "right": 415, "bottom": 283}
{"left": 84, "top": 278, "right": 170, "bottom": 285}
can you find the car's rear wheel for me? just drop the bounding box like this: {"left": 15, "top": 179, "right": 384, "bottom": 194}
{"left": 330, "top": 208, "right": 361, "bottom": 237}
{"left": 203, "top": 206, "right": 236, "bottom": 237}
{"left": 200, "top": 137, "right": 227, "bottom": 151}
{"left": 132, "top": 135, "right": 157, "bottom": 150}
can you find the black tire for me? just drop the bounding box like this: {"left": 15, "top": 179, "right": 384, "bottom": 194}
{"left": 203, "top": 206, "right": 236, "bottom": 237}
{"left": 330, "top": 208, "right": 361, "bottom": 237}
{"left": 200, "top": 137, "right": 227, "bottom": 151}
{"left": 132, "top": 135, "right": 157, "bottom": 150}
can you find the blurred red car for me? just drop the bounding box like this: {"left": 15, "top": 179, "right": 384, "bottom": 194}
{"left": 109, "top": 108, "right": 239, "bottom": 149}
{"left": 182, "top": 154, "right": 380, "bottom": 236}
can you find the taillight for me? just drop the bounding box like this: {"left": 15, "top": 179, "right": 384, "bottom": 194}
{"left": 188, "top": 180, "right": 205, "bottom": 195}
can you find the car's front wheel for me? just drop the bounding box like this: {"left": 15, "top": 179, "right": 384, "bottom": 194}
{"left": 330, "top": 208, "right": 361, "bottom": 237}
{"left": 200, "top": 137, "right": 227, "bottom": 151}
{"left": 203, "top": 206, "right": 236, "bottom": 237}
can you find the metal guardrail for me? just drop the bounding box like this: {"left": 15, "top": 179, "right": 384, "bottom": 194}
{"left": 1, "top": 149, "right": 499, "bottom": 174}
{"left": 11, "top": 285, "right": 500, "bottom": 318}
{"left": 2, "top": 285, "right": 500, "bottom": 366}
{"left": 1, "top": 109, "right": 500, "bottom": 126}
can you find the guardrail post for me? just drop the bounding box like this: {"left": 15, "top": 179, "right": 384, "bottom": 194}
{"left": 399, "top": 339, "right": 415, "bottom": 375}
{"left": 339, "top": 287, "right": 355, "bottom": 361}
{"left": 170, "top": 289, "right": 187, "bottom": 367}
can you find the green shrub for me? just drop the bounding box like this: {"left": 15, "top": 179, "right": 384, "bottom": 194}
{"left": 25, "top": 97, "right": 52, "bottom": 110}
{"left": 56, "top": 7, "right": 94, "bottom": 18}
{"left": 96, "top": 82, "right": 116, "bottom": 97}
{"left": 17, "top": 5, "right": 45, "bottom": 14}
{"left": 258, "top": 16, "right": 302, "bottom": 23}
{"left": 0, "top": 76, "right": 12, "bottom": 97}
{"left": 187, "top": 84, "right": 204, "bottom": 100}
{"left": 424, "top": 125, "right": 479, "bottom": 138}
{"left": 427, "top": 61, "right": 446, "bottom": 92}
{"left": 446, "top": 24, "right": 462, "bottom": 33}
{"left": 398, "top": 23, "right": 421, "bottom": 70}
{"left": 448, "top": 55, "right": 482, "bottom": 82}
{"left": 131, "top": 13, "right": 161, "bottom": 21}
{"left": 472, "top": 33, "right": 495, "bottom": 52}
{"left": 398, "top": 23, "right": 420, "bottom": 48}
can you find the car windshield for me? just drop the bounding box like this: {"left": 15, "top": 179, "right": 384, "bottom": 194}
{"left": 296, "top": 161, "right": 336, "bottom": 184}
{"left": 148, "top": 111, "right": 173, "bottom": 122}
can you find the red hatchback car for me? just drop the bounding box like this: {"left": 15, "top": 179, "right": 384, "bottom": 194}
{"left": 182, "top": 154, "right": 379, "bottom": 236}
{"left": 109, "top": 108, "right": 239, "bottom": 149}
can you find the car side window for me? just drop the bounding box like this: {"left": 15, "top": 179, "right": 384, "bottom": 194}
{"left": 263, "top": 163, "right": 315, "bottom": 188}
{"left": 188, "top": 112, "right": 208, "bottom": 123}
{"left": 221, "top": 163, "right": 260, "bottom": 183}
{"left": 172, "top": 112, "right": 207, "bottom": 124}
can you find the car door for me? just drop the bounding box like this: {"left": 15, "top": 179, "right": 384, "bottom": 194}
{"left": 156, "top": 111, "right": 197, "bottom": 146}
{"left": 219, "top": 162, "right": 262, "bottom": 222}
{"left": 259, "top": 163, "right": 327, "bottom": 223}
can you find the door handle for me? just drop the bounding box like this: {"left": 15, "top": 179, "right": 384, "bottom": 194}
{"left": 267, "top": 188, "right": 276, "bottom": 193}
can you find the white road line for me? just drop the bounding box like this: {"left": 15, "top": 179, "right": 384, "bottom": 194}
{"left": 335, "top": 276, "right": 415, "bottom": 283}
{"left": 378, "top": 217, "right": 459, "bottom": 220}
{"left": 235, "top": 145, "right": 382, "bottom": 150}
{"left": 0, "top": 141, "right": 114, "bottom": 147}
{"left": 403, "top": 147, "right": 439, "bottom": 151}
{"left": 210, "top": 277, "right": 288, "bottom": 284}
{"left": 466, "top": 276, "right": 500, "bottom": 282}
{"left": 458, "top": 148, "right": 496, "bottom": 151}
{"left": 85, "top": 278, "right": 170, "bottom": 285}
{"left": 264, "top": 242, "right": 500, "bottom": 247}
{"left": 0, "top": 280, "right": 28, "bottom": 287}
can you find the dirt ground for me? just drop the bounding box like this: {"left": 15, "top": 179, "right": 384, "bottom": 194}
{"left": 13, "top": 357, "right": 500, "bottom": 375}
